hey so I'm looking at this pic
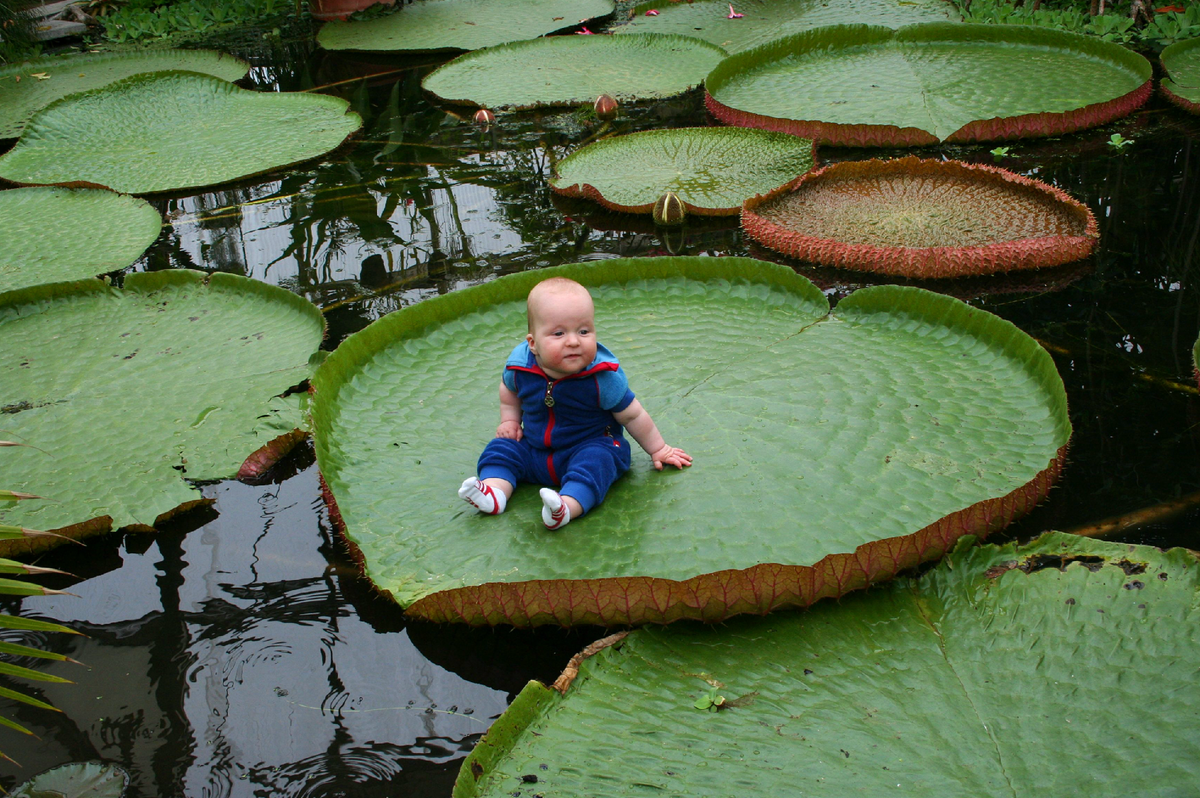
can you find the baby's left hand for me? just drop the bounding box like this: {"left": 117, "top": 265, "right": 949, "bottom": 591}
{"left": 651, "top": 444, "right": 693, "bottom": 471}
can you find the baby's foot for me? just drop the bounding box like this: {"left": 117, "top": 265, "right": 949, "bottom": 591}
{"left": 459, "top": 477, "right": 507, "bottom": 515}
{"left": 539, "top": 488, "right": 571, "bottom": 531}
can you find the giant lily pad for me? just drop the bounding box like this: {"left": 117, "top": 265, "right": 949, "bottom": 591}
{"left": 11, "top": 761, "right": 129, "bottom": 798}
{"left": 0, "top": 187, "right": 162, "bottom": 293}
{"left": 311, "top": 256, "right": 1070, "bottom": 627}
{"left": 0, "top": 72, "right": 362, "bottom": 195}
{"left": 1161, "top": 37, "right": 1200, "bottom": 114}
{"left": 317, "top": 0, "right": 616, "bottom": 52}
{"left": 421, "top": 34, "right": 726, "bottom": 110}
{"left": 455, "top": 533, "right": 1200, "bottom": 796}
{"left": 706, "top": 23, "right": 1153, "bottom": 146}
{"left": 617, "top": 0, "right": 956, "bottom": 54}
{"left": 0, "top": 49, "right": 248, "bottom": 139}
{"left": 0, "top": 271, "right": 324, "bottom": 546}
{"left": 742, "top": 157, "right": 1098, "bottom": 277}
{"left": 550, "top": 127, "right": 814, "bottom": 215}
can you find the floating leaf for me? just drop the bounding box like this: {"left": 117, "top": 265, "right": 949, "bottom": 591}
{"left": 0, "top": 49, "right": 248, "bottom": 139}
{"left": 0, "top": 72, "right": 362, "bottom": 195}
{"left": 454, "top": 533, "right": 1200, "bottom": 796}
{"left": 421, "top": 34, "right": 726, "bottom": 110}
{"left": 0, "top": 271, "right": 324, "bottom": 548}
{"left": 1160, "top": 37, "right": 1200, "bottom": 113}
{"left": 742, "top": 157, "right": 1098, "bottom": 277}
{"left": 311, "top": 257, "right": 1069, "bottom": 626}
{"left": 706, "top": 23, "right": 1153, "bottom": 145}
{"left": 317, "top": 0, "right": 616, "bottom": 52}
{"left": 11, "top": 761, "right": 129, "bottom": 798}
{"left": 550, "top": 127, "right": 814, "bottom": 215}
{"left": 0, "top": 187, "right": 162, "bottom": 293}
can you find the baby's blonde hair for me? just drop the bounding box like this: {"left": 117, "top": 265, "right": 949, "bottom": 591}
{"left": 527, "top": 277, "right": 592, "bottom": 331}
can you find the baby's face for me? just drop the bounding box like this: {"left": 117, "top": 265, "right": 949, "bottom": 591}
{"left": 527, "top": 288, "right": 597, "bottom": 380}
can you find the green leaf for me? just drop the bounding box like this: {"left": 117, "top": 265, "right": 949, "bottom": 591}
{"left": 0, "top": 577, "right": 58, "bottom": 597}
{"left": 0, "top": 187, "right": 161, "bottom": 293}
{"left": 312, "top": 256, "right": 1070, "bottom": 626}
{"left": 0, "top": 71, "right": 363, "bottom": 195}
{"left": 421, "top": 34, "right": 727, "bottom": 111}
{"left": 318, "top": 0, "right": 616, "bottom": 52}
{"left": 0, "top": 683, "right": 59, "bottom": 711}
{"left": 1160, "top": 36, "right": 1200, "bottom": 112}
{"left": 0, "top": 271, "right": 325, "bottom": 539}
{"left": 0, "top": 660, "right": 71, "bottom": 684}
{"left": 0, "top": 49, "right": 248, "bottom": 139}
{"left": 0, "top": 614, "right": 80, "bottom": 635}
{"left": 0, "top": 641, "right": 75, "bottom": 661}
{"left": 454, "top": 533, "right": 1200, "bottom": 796}
{"left": 11, "top": 762, "right": 129, "bottom": 798}
{"left": 550, "top": 127, "right": 813, "bottom": 214}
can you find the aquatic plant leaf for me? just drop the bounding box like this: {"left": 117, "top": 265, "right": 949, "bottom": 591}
{"left": 11, "top": 761, "right": 129, "bottom": 798}
{"left": 0, "top": 271, "right": 325, "bottom": 544}
{"left": 0, "top": 49, "right": 248, "bottom": 139}
{"left": 742, "top": 157, "right": 1098, "bottom": 277}
{"left": 550, "top": 127, "right": 813, "bottom": 215}
{"left": 0, "top": 72, "right": 362, "bottom": 195}
{"left": 1161, "top": 37, "right": 1200, "bottom": 113}
{"left": 311, "top": 256, "right": 1070, "bottom": 626}
{"left": 706, "top": 23, "right": 1152, "bottom": 145}
{"left": 616, "top": 0, "right": 955, "bottom": 54}
{"left": 455, "top": 533, "right": 1200, "bottom": 796}
{"left": 0, "top": 187, "right": 161, "bottom": 293}
{"left": 317, "top": 0, "right": 616, "bottom": 52}
{"left": 421, "top": 34, "right": 726, "bottom": 110}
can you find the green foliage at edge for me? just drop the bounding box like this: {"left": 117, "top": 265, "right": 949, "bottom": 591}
{"left": 958, "top": 0, "right": 1200, "bottom": 51}
{"left": 1162, "top": 36, "right": 1200, "bottom": 104}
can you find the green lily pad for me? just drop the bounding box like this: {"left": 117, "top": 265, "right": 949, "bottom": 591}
{"left": 0, "top": 49, "right": 248, "bottom": 140}
{"left": 1161, "top": 37, "right": 1200, "bottom": 113}
{"left": 317, "top": 0, "right": 616, "bottom": 52}
{"left": 0, "top": 71, "right": 362, "bottom": 195}
{"left": 549, "top": 127, "right": 814, "bottom": 214}
{"left": 421, "top": 34, "right": 727, "bottom": 110}
{"left": 617, "top": 0, "right": 956, "bottom": 54}
{"left": 11, "top": 761, "right": 129, "bottom": 798}
{"left": 312, "top": 256, "right": 1070, "bottom": 626}
{"left": 0, "top": 187, "right": 162, "bottom": 293}
{"left": 706, "top": 23, "right": 1153, "bottom": 145}
{"left": 0, "top": 271, "right": 325, "bottom": 540}
{"left": 456, "top": 533, "right": 1200, "bottom": 796}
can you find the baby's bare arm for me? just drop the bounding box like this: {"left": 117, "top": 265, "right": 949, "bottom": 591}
{"left": 613, "top": 399, "right": 692, "bottom": 471}
{"left": 497, "top": 382, "right": 523, "bottom": 440}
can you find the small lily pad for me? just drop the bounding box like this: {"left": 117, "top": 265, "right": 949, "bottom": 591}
{"left": 11, "top": 761, "right": 129, "bottom": 798}
{"left": 1161, "top": 37, "right": 1200, "bottom": 114}
{"left": 550, "top": 127, "right": 814, "bottom": 215}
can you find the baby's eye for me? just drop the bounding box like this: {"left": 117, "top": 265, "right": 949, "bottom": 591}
{"left": 552, "top": 331, "right": 565, "bottom": 337}
{"left": 579, "top": 328, "right": 591, "bottom": 335}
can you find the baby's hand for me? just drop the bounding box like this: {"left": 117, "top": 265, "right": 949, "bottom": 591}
{"left": 651, "top": 444, "right": 692, "bottom": 471}
{"left": 497, "top": 420, "right": 523, "bottom": 440}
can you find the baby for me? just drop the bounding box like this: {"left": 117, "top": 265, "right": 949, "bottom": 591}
{"left": 458, "top": 276, "right": 692, "bottom": 530}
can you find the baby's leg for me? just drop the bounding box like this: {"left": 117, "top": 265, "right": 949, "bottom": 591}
{"left": 538, "top": 488, "right": 582, "bottom": 530}
{"left": 542, "top": 437, "right": 631, "bottom": 530}
{"left": 462, "top": 438, "right": 532, "bottom": 516}
{"left": 459, "top": 477, "right": 513, "bottom": 515}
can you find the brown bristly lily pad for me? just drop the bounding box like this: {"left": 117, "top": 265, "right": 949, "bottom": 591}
{"left": 741, "top": 157, "right": 1098, "bottom": 278}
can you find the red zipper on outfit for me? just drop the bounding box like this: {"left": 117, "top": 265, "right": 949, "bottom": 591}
{"left": 544, "top": 378, "right": 558, "bottom": 483}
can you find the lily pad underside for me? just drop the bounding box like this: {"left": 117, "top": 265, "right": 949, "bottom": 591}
{"left": 617, "top": 0, "right": 957, "bottom": 54}
{"left": 0, "top": 49, "right": 249, "bottom": 139}
{"left": 705, "top": 23, "right": 1153, "bottom": 146}
{"left": 312, "top": 256, "right": 1070, "bottom": 627}
{"left": 550, "top": 127, "right": 814, "bottom": 215}
{"left": 456, "top": 533, "right": 1200, "bottom": 797}
{"left": 1160, "top": 37, "right": 1200, "bottom": 114}
{"left": 317, "top": 0, "right": 616, "bottom": 52}
{"left": 0, "top": 187, "right": 162, "bottom": 293}
{"left": 742, "top": 157, "right": 1098, "bottom": 278}
{"left": 0, "top": 71, "right": 362, "bottom": 195}
{"left": 421, "top": 34, "right": 727, "bottom": 110}
{"left": 0, "top": 271, "right": 324, "bottom": 554}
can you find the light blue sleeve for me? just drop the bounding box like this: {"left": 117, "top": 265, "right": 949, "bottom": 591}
{"left": 502, "top": 368, "right": 516, "bottom": 393}
{"left": 597, "top": 367, "right": 635, "bottom": 412}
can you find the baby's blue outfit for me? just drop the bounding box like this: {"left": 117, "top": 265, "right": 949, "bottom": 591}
{"left": 477, "top": 341, "right": 635, "bottom": 514}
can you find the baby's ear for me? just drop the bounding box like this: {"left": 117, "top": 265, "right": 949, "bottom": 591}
{"left": 525, "top": 332, "right": 536, "bottom": 351}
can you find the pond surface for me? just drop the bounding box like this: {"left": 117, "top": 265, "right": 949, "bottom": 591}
{"left": 2, "top": 28, "right": 1200, "bottom": 797}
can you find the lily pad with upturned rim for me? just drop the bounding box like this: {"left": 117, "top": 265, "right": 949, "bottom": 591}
{"left": 311, "top": 256, "right": 1070, "bottom": 627}
{"left": 741, "top": 157, "right": 1098, "bottom": 278}
{"left": 317, "top": 0, "right": 616, "bottom": 52}
{"left": 1161, "top": 37, "right": 1200, "bottom": 113}
{"left": 0, "top": 49, "right": 249, "bottom": 140}
{"left": 550, "top": 127, "right": 814, "bottom": 215}
{"left": 705, "top": 23, "right": 1153, "bottom": 146}
{"left": 421, "top": 34, "right": 727, "bottom": 111}
{"left": 0, "top": 71, "right": 362, "bottom": 195}
{"left": 454, "top": 533, "right": 1200, "bottom": 797}
{"left": 0, "top": 187, "right": 162, "bottom": 293}
{"left": 11, "top": 761, "right": 129, "bottom": 798}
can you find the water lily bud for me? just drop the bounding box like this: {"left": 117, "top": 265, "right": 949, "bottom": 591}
{"left": 594, "top": 93, "right": 618, "bottom": 121}
{"left": 653, "top": 191, "right": 686, "bottom": 226}
{"left": 473, "top": 108, "right": 495, "bottom": 126}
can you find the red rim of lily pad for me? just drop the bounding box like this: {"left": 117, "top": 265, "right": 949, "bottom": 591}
{"left": 741, "top": 157, "right": 1099, "bottom": 278}
{"left": 1160, "top": 38, "right": 1200, "bottom": 115}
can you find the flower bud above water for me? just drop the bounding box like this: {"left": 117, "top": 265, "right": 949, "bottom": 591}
{"left": 653, "top": 191, "right": 686, "bottom": 226}
{"left": 594, "top": 93, "right": 618, "bottom": 121}
{"left": 473, "top": 108, "right": 495, "bottom": 126}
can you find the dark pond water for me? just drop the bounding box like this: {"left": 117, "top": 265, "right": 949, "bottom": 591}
{"left": 3, "top": 25, "right": 1200, "bottom": 797}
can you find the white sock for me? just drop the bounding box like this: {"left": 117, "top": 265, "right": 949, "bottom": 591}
{"left": 540, "top": 487, "right": 571, "bottom": 530}
{"left": 459, "top": 477, "right": 507, "bottom": 515}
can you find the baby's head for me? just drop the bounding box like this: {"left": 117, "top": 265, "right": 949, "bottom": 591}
{"left": 526, "top": 277, "right": 597, "bottom": 379}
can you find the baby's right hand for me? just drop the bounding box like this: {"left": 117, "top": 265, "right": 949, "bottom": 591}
{"left": 497, "top": 420, "right": 523, "bottom": 440}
